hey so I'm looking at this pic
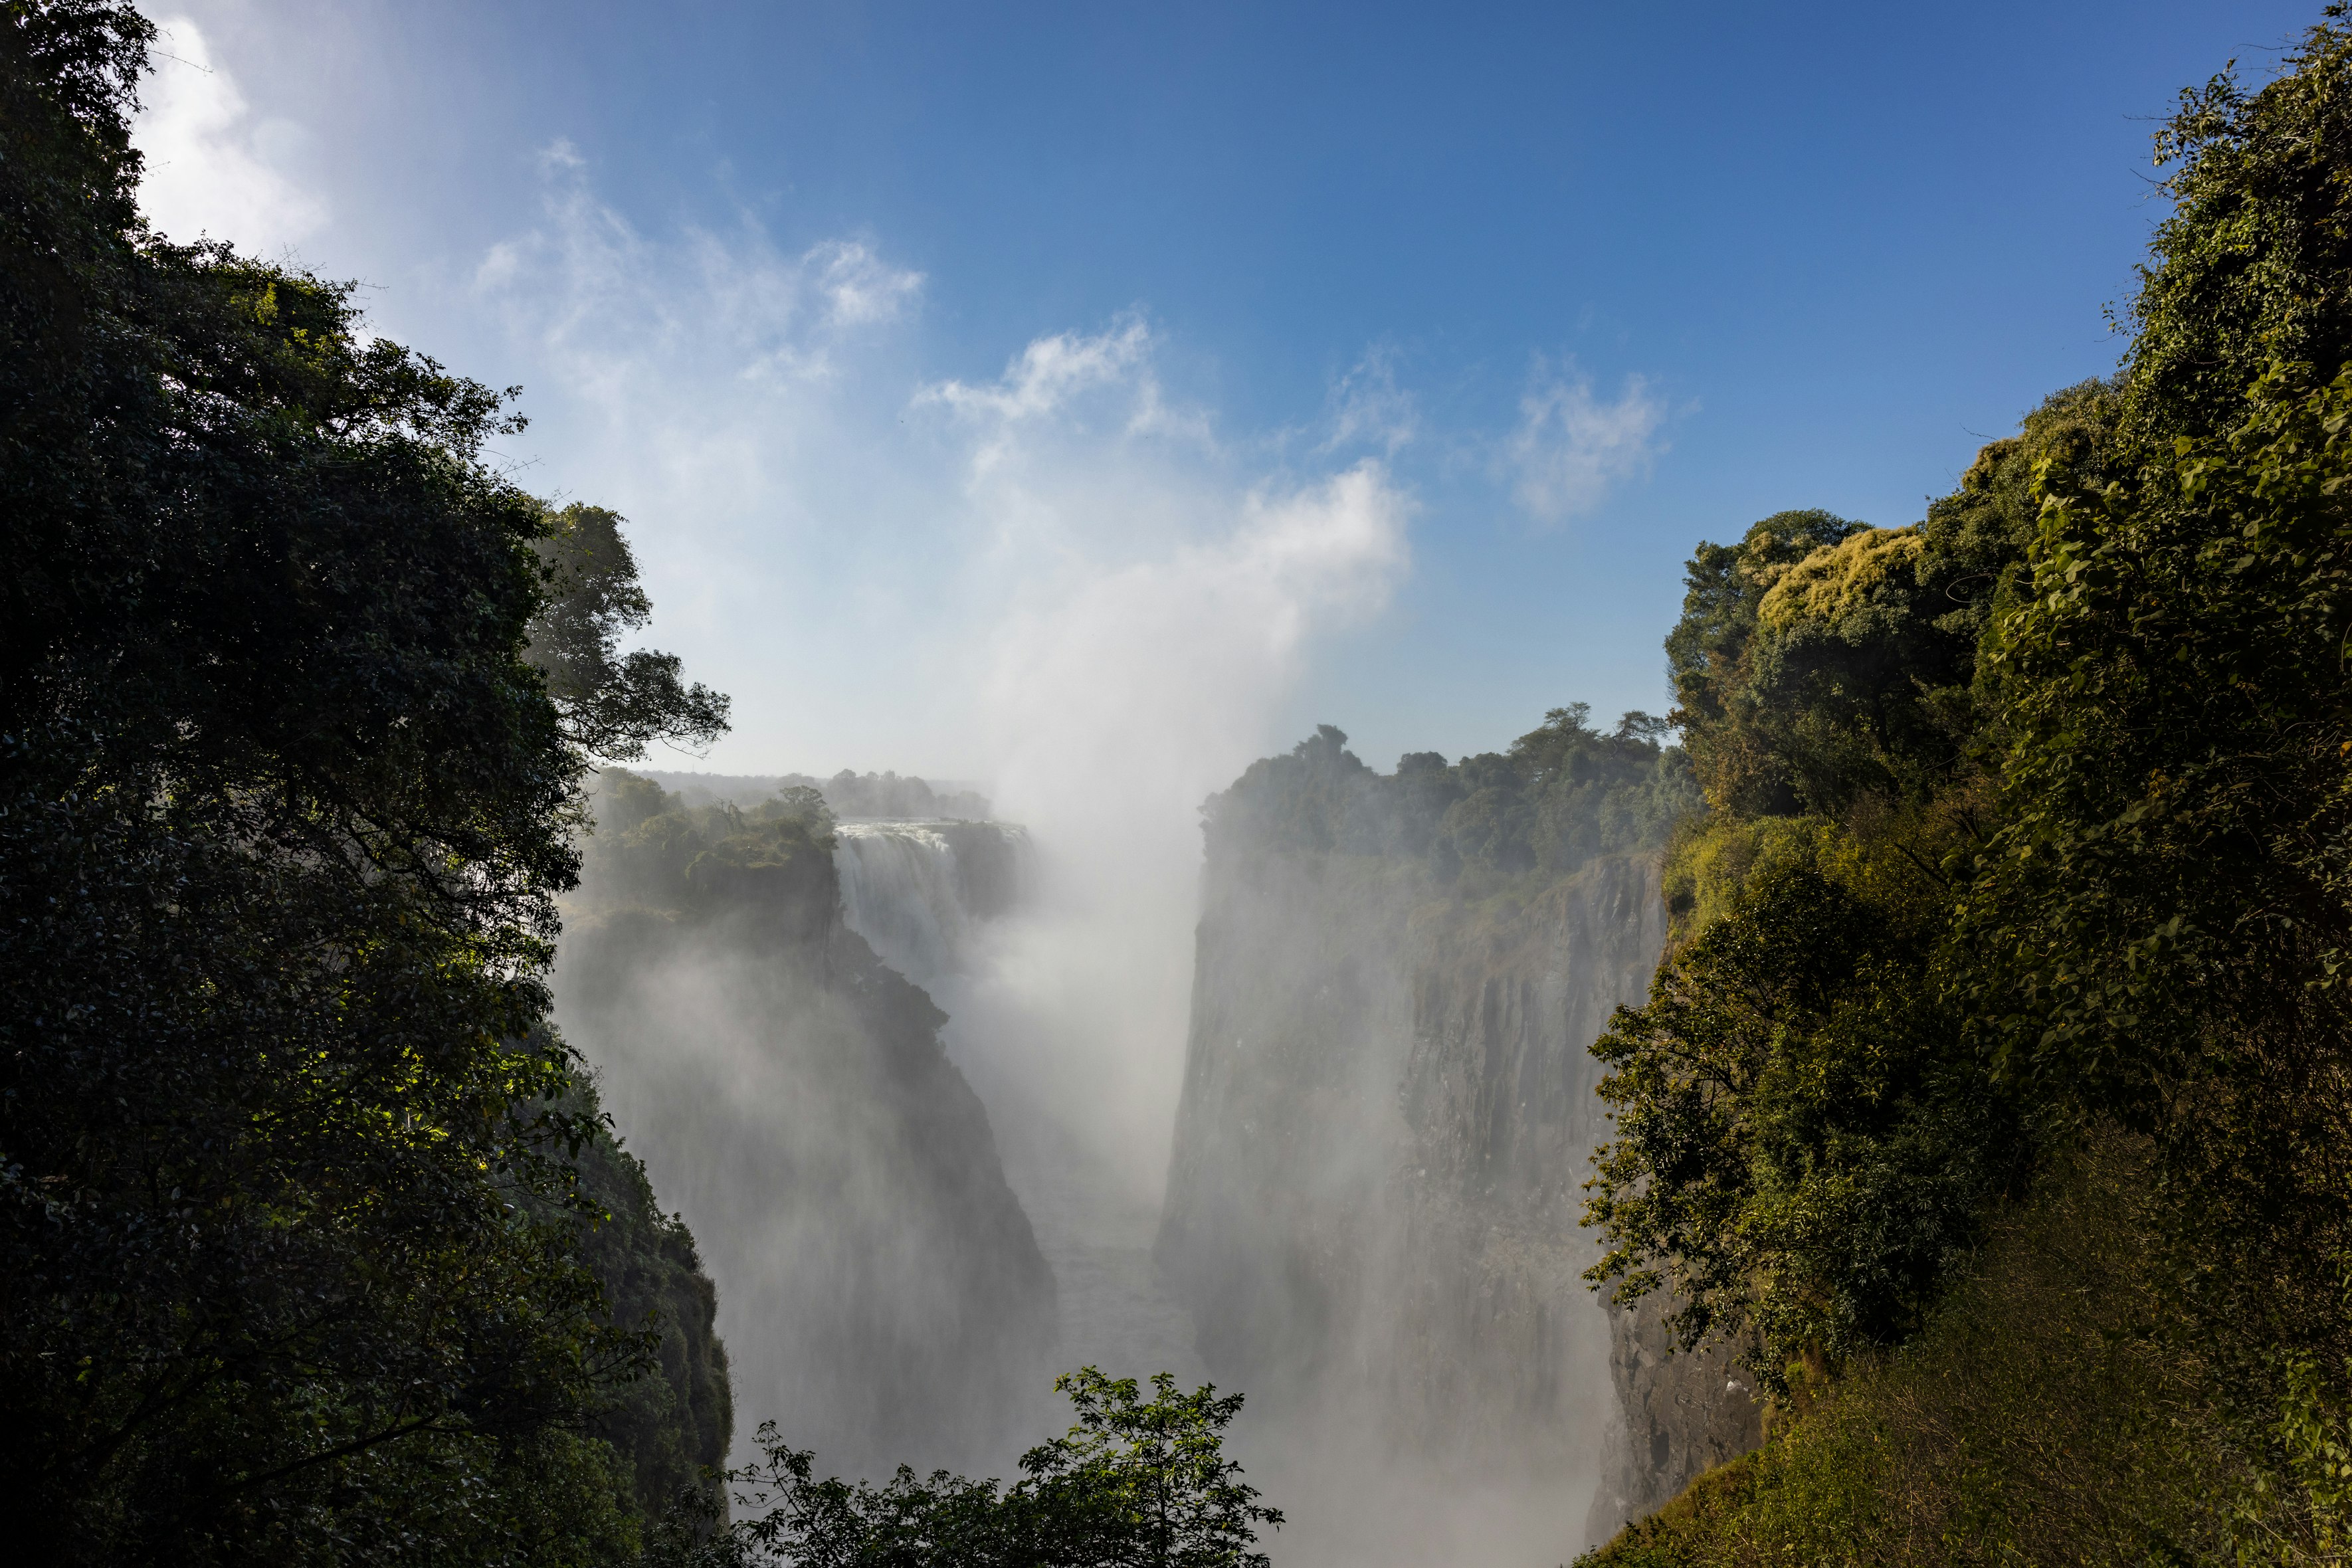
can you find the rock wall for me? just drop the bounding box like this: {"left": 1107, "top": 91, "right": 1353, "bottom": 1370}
{"left": 1584, "top": 1292, "right": 1764, "bottom": 1541}
{"left": 555, "top": 788, "right": 1054, "bottom": 1478}
{"left": 1159, "top": 850, "right": 1670, "bottom": 1483}
{"left": 1161, "top": 838, "right": 1765, "bottom": 1548}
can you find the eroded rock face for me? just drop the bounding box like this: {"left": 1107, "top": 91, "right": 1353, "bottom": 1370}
{"left": 1162, "top": 831, "right": 1773, "bottom": 1551}
{"left": 1585, "top": 1291, "right": 1763, "bottom": 1541}
{"left": 1159, "top": 850, "right": 1671, "bottom": 1490}
{"left": 556, "top": 803, "right": 1055, "bottom": 1478}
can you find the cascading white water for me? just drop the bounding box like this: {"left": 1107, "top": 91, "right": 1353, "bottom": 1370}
{"left": 833, "top": 823, "right": 989, "bottom": 980}
{"left": 829, "top": 819, "right": 1207, "bottom": 1398}
{"left": 556, "top": 791, "right": 1058, "bottom": 1480}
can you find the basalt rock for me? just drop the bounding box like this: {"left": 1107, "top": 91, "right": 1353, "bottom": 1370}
{"left": 1160, "top": 847, "right": 1671, "bottom": 1483}
{"left": 555, "top": 779, "right": 1053, "bottom": 1477}
{"left": 1584, "top": 1291, "right": 1763, "bottom": 1541}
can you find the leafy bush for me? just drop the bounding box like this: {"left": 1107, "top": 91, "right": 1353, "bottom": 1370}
{"left": 648, "top": 1370, "right": 1280, "bottom": 1568}
{"left": 1587, "top": 834, "right": 2026, "bottom": 1383}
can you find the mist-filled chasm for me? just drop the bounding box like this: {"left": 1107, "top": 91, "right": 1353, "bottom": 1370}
{"left": 553, "top": 712, "right": 1741, "bottom": 1565}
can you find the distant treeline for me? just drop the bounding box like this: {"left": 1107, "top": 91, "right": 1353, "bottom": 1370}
{"left": 1207, "top": 705, "right": 1696, "bottom": 889}
{"left": 637, "top": 768, "right": 993, "bottom": 822}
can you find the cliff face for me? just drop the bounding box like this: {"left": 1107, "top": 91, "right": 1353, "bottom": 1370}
{"left": 1409, "top": 863, "right": 1763, "bottom": 1537}
{"left": 1159, "top": 718, "right": 1766, "bottom": 1550}
{"left": 1159, "top": 849, "right": 1673, "bottom": 1480}
{"left": 561, "top": 1084, "right": 735, "bottom": 1518}
{"left": 554, "top": 781, "right": 1054, "bottom": 1477}
{"left": 1586, "top": 1292, "right": 1763, "bottom": 1539}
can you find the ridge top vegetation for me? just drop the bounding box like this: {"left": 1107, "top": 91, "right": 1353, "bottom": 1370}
{"left": 1581, "top": 8, "right": 2352, "bottom": 1561}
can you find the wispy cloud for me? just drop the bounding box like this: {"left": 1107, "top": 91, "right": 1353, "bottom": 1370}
{"left": 922, "top": 318, "right": 1153, "bottom": 425}
{"left": 1503, "top": 359, "right": 1668, "bottom": 526}
{"left": 1320, "top": 345, "right": 1419, "bottom": 456}
{"left": 810, "top": 239, "right": 925, "bottom": 327}
{"left": 132, "top": 14, "right": 326, "bottom": 254}
{"left": 916, "top": 316, "right": 1216, "bottom": 485}
{"left": 476, "top": 145, "right": 922, "bottom": 395}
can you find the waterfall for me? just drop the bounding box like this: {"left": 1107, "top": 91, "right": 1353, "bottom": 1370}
{"left": 834, "top": 820, "right": 1030, "bottom": 983}
{"left": 554, "top": 793, "right": 1055, "bottom": 1479}
{"left": 832, "top": 816, "right": 1209, "bottom": 1399}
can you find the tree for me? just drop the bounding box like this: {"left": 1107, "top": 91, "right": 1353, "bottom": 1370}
{"left": 1585, "top": 842, "right": 2023, "bottom": 1383}
{"left": 656, "top": 1370, "right": 1282, "bottom": 1568}
{"left": 2123, "top": 7, "right": 2352, "bottom": 454}
{"left": 1583, "top": 3, "right": 2352, "bottom": 1485}
{"left": 1964, "top": 361, "right": 2352, "bottom": 1421}
{"left": 529, "top": 502, "right": 730, "bottom": 763}
{"left": 0, "top": 5, "right": 729, "bottom": 1559}
{"left": 1201, "top": 712, "right": 1696, "bottom": 885}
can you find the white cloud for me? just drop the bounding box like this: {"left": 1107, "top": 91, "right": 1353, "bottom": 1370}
{"left": 132, "top": 15, "right": 326, "bottom": 252}
{"left": 811, "top": 239, "right": 925, "bottom": 327}
{"left": 922, "top": 318, "right": 1153, "bottom": 424}
{"left": 451, "top": 147, "right": 1417, "bottom": 1211}
{"left": 1504, "top": 359, "right": 1668, "bottom": 525}
{"left": 1322, "top": 344, "right": 1419, "bottom": 456}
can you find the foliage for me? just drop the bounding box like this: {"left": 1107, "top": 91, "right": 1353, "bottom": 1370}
{"left": 1584, "top": 409, "right": 2098, "bottom": 1379}
{"left": 1577, "top": 1142, "right": 2250, "bottom": 1568}
{"left": 1204, "top": 708, "right": 1696, "bottom": 888}
{"left": 0, "top": 6, "right": 729, "bottom": 1561}
{"left": 2123, "top": 6, "right": 2352, "bottom": 455}
{"left": 650, "top": 1369, "right": 1280, "bottom": 1568}
{"left": 530, "top": 504, "right": 732, "bottom": 763}
{"left": 1959, "top": 361, "right": 2352, "bottom": 1452}
{"left": 1586, "top": 831, "right": 2026, "bottom": 1383}
{"left": 1662, "top": 383, "right": 2118, "bottom": 826}
{"left": 1589, "top": 9, "right": 2352, "bottom": 1558}
{"left": 577, "top": 771, "right": 841, "bottom": 929}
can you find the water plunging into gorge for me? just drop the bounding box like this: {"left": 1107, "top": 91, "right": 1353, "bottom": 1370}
{"left": 557, "top": 753, "right": 1759, "bottom": 1565}
{"left": 831, "top": 820, "right": 1208, "bottom": 1395}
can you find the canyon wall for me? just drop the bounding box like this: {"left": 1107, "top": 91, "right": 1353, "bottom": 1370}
{"left": 553, "top": 775, "right": 1054, "bottom": 1477}
{"left": 1160, "top": 851, "right": 1663, "bottom": 1463}
{"left": 1158, "top": 723, "right": 1757, "bottom": 1554}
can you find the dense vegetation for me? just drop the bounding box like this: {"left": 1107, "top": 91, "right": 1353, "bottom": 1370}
{"left": 1205, "top": 708, "right": 1696, "bottom": 890}
{"left": 651, "top": 1371, "right": 1280, "bottom": 1568}
{"left": 1583, "top": 10, "right": 2352, "bottom": 1561}
{"left": 0, "top": 4, "right": 730, "bottom": 1559}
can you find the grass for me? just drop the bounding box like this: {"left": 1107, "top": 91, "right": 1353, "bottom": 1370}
{"left": 1576, "top": 1137, "right": 2266, "bottom": 1567}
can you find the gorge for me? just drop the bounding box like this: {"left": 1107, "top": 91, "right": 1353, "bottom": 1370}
{"left": 551, "top": 774, "right": 1054, "bottom": 1478}
{"left": 557, "top": 718, "right": 1741, "bottom": 1563}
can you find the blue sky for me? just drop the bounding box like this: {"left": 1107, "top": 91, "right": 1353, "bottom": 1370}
{"left": 136, "top": 1, "right": 2318, "bottom": 793}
